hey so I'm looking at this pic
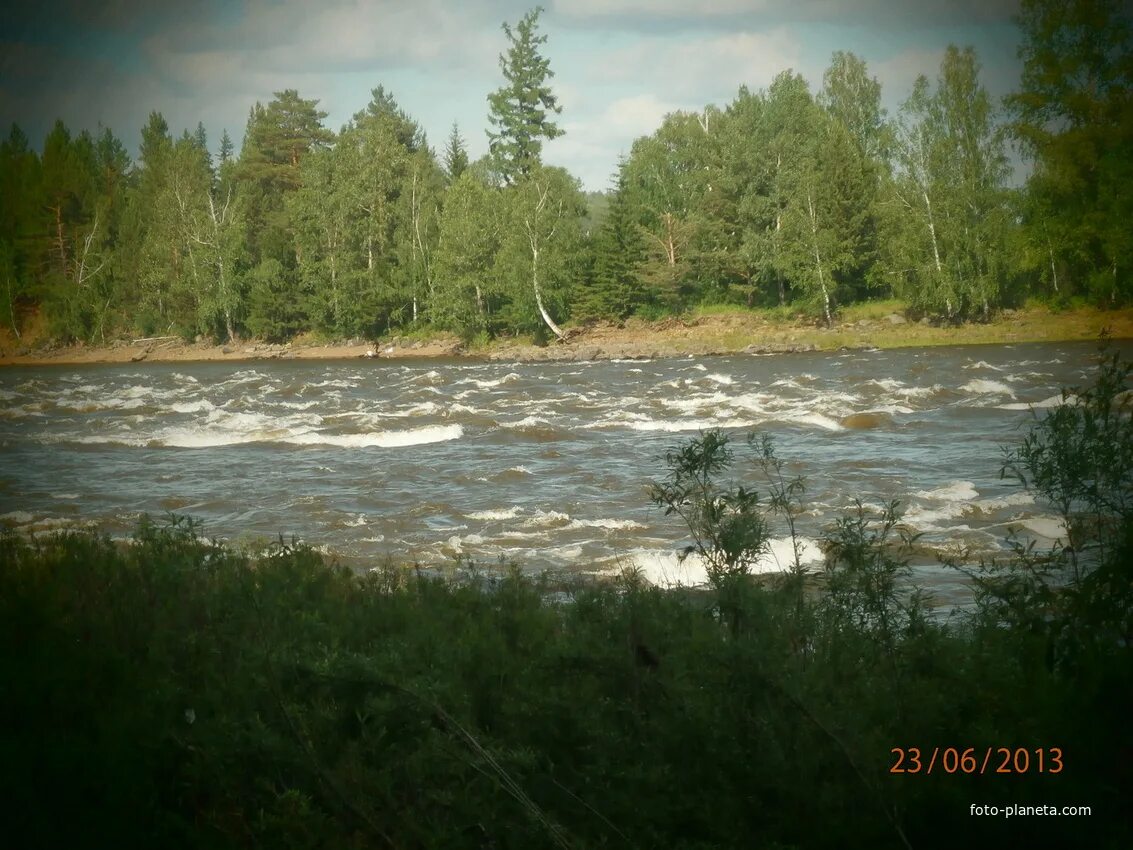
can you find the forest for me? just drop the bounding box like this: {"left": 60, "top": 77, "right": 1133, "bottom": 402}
{"left": 0, "top": 0, "right": 1129, "bottom": 347}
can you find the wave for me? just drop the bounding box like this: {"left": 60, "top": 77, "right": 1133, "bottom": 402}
{"left": 613, "top": 536, "right": 823, "bottom": 587}
{"left": 468, "top": 506, "right": 523, "bottom": 521}
{"left": 996, "top": 394, "right": 1065, "bottom": 411}
{"left": 963, "top": 360, "right": 1004, "bottom": 371}
{"left": 284, "top": 424, "right": 463, "bottom": 449}
{"left": 960, "top": 379, "right": 1014, "bottom": 396}
{"left": 171, "top": 399, "right": 216, "bottom": 413}
{"left": 567, "top": 517, "right": 646, "bottom": 530}
{"left": 914, "top": 481, "right": 979, "bottom": 501}
{"left": 522, "top": 509, "right": 571, "bottom": 528}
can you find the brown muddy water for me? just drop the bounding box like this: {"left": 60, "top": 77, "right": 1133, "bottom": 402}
{"left": 1, "top": 340, "right": 1124, "bottom": 606}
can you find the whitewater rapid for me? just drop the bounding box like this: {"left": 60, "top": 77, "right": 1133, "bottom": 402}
{"left": 0, "top": 341, "right": 1118, "bottom": 595}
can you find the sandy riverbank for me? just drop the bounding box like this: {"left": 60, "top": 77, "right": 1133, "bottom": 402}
{"left": 1, "top": 305, "right": 1130, "bottom": 367}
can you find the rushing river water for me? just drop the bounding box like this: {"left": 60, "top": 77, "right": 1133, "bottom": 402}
{"left": 1, "top": 340, "right": 1124, "bottom": 600}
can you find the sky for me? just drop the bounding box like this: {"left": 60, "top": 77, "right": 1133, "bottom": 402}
{"left": 1, "top": 0, "right": 1026, "bottom": 191}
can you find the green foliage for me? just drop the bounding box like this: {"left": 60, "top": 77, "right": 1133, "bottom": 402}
{"left": 574, "top": 168, "right": 648, "bottom": 322}
{"left": 486, "top": 6, "right": 563, "bottom": 184}
{"left": 1008, "top": 0, "right": 1133, "bottom": 303}
{"left": 975, "top": 344, "right": 1133, "bottom": 658}
{"left": 2, "top": 9, "right": 1129, "bottom": 343}
{"left": 884, "top": 47, "right": 1012, "bottom": 321}
{"left": 443, "top": 121, "right": 470, "bottom": 184}
{"left": 244, "top": 258, "right": 304, "bottom": 341}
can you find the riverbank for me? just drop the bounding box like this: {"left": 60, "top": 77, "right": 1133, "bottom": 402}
{"left": 1, "top": 303, "right": 1130, "bottom": 367}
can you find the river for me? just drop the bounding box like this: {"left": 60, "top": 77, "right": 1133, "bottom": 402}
{"left": 1, "top": 340, "right": 1122, "bottom": 602}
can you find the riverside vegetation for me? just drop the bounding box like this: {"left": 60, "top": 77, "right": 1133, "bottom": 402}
{"left": 1, "top": 0, "right": 1131, "bottom": 353}
{"left": 3, "top": 347, "right": 1130, "bottom": 848}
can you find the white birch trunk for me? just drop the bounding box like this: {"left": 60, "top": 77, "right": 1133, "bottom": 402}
{"left": 806, "top": 188, "right": 832, "bottom": 327}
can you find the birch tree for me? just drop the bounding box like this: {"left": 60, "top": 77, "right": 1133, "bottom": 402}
{"left": 499, "top": 165, "right": 584, "bottom": 339}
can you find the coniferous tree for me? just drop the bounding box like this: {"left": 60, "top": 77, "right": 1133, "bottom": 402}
{"left": 443, "top": 122, "right": 470, "bottom": 184}
{"left": 576, "top": 168, "right": 646, "bottom": 321}
{"left": 237, "top": 90, "right": 333, "bottom": 337}
{"left": 486, "top": 6, "right": 563, "bottom": 184}
{"left": 218, "top": 129, "right": 234, "bottom": 166}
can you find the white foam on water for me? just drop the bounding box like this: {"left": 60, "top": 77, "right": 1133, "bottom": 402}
{"left": 869, "top": 378, "right": 903, "bottom": 391}
{"left": 496, "top": 530, "right": 548, "bottom": 542}
{"left": 401, "top": 403, "right": 439, "bottom": 421}
{"left": 171, "top": 400, "right": 216, "bottom": 414}
{"left": 997, "top": 394, "right": 1066, "bottom": 411}
{"left": 507, "top": 415, "right": 551, "bottom": 428}
{"left": 762, "top": 536, "right": 825, "bottom": 570}
{"left": 51, "top": 493, "right": 80, "bottom": 500}
{"left": 664, "top": 393, "right": 730, "bottom": 414}
{"left": 616, "top": 535, "right": 824, "bottom": 587}
{"left": 706, "top": 373, "right": 734, "bottom": 385}
{"left": 904, "top": 481, "right": 979, "bottom": 528}
{"left": 444, "top": 533, "right": 487, "bottom": 554}
{"left": 344, "top": 514, "right": 367, "bottom": 527}
{"left": 171, "top": 373, "right": 199, "bottom": 383}
{"left": 462, "top": 372, "right": 521, "bottom": 390}
{"left": 895, "top": 384, "right": 942, "bottom": 399}
{"left": 914, "top": 481, "right": 979, "bottom": 501}
{"left": 284, "top": 423, "right": 463, "bottom": 449}
{"left": 728, "top": 392, "right": 775, "bottom": 414}
{"left": 967, "top": 492, "right": 1035, "bottom": 513}
{"left": 1018, "top": 516, "right": 1067, "bottom": 540}
{"left": 963, "top": 360, "right": 1004, "bottom": 371}
{"left": 866, "top": 403, "right": 915, "bottom": 416}
{"left": 692, "top": 363, "right": 707, "bottom": 371}
{"left": 567, "top": 518, "right": 647, "bottom": 530}
{"left": 523, "top": 509, "right": 571, "bottom": 528}
{"left": 779, "top": 411, "right": 845, "bottom": 432}
{"left": 0, "top": 511, "right": 35, "bottom": 524}
{"left": 504, "top": 465, "right": 533, "bottom": 475}
{"left": 468, "top": 506, "right": 524, "bottom": 521}
{"left": 627, "top": 417, "right": 758, "bottom": 433}
{"left": 547, "top": 544, "right": 584, "bottom": 560}
{"left": 960, "top": 379, "right": 1015, "bottom": 396}
{"left": 160, "top": 428, "right": 268, "bottom": 448}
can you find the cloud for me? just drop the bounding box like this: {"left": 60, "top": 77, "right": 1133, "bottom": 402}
{"left": 586, "top": 28, "right": 803, "bottom": 101}
{"left": 553, "top": 0, "right": 1022, "bottom": 30}
{"left": 2, "top": 0, "right": 1026, "bottom": 192}
{"left": 547, "top": 93, "right": 684, "bottom": 188}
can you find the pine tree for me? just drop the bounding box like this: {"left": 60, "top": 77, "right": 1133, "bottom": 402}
{"left": 486, "top": 6, "right": 563, "bottom": 184}
{"left": 443, "top": 122, "right": 469, "bottom": 184}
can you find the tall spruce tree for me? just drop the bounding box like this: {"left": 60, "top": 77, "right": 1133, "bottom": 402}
{"left": 443, "top": 122, "right": 470, "bottom": 184}
{"left": 486, "top": 6, "right": 563, "bottom": 184}
{"left": 576, "top": 167, "right": 646, "bottom": 321}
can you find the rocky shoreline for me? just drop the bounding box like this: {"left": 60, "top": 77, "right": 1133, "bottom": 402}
{"left": 1, "top": 307, "right": 1129, "bottom": 368}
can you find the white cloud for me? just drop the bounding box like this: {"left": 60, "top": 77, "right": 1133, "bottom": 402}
{"left": 547, "top": 93, "right": 684, "bottom": 188}
{"left": 587, "top": 28, "right": 803, "bottom": 100}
